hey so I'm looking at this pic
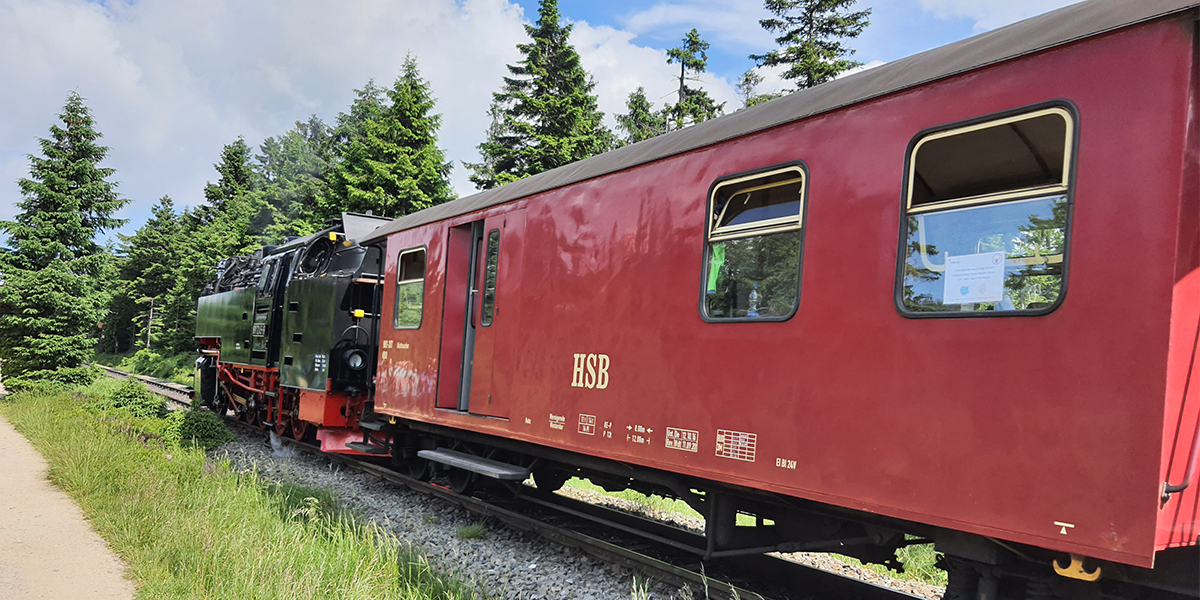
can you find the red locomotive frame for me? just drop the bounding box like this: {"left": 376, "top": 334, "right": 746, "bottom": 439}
{"left": 365, "top": 1, "right": 1199, "bottom": 585}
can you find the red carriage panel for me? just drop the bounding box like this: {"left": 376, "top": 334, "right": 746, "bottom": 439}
{"left": 372, "top": 14, "right": 1199, "bottom": 569}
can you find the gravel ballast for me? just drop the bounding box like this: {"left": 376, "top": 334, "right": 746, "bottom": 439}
{"left": 214, "top": 430, "right": 678, "bottom": 599}
{"left": 213, "top": 428, "right": 944, "bottom": 599}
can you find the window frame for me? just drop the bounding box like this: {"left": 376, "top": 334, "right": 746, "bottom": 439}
{"left": 894, "top": 100, "right": 1079, "bottom": 319}
{"left": 393, "top": 245, "right": 428, "bottom": 330}
{"left": 698, "top": 161, "right": 810, "bottom": 324}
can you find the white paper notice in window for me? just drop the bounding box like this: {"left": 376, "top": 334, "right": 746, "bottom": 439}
{"left": 943, "top": 252, "right": 1005, "bottom": 304}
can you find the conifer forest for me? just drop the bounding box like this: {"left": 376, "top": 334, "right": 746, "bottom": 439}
{"left": 0, "top": 0, "right": 871, "bottom": 384}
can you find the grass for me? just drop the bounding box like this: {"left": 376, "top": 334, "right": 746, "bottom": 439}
{"left": 94, "top": 349, "right": 196, "bottom": 386}
{"left": 456, "top": 524, "right": 487, "bottom": 540}
{"left": 562, "top": 478, "right": 948, "bottom": 587}
{"left": 0, "top": 384, "right": 483, "bottom": 600}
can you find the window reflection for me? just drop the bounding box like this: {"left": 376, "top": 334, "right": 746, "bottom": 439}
{"left": 394, "top": 249, "right": 426, "bottom": 329}
{"left": 902, "top": 195, "right": 1066, "bottom": 312}
{"left": 705, "top": 230, "right": 801, "bottom": 319}
{"left": 481, "top": 230, "right": 500, "bottom": 326}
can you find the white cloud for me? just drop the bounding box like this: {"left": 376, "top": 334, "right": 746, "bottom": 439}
{"left": 0, "top": 0, "right": 532, "bottom": 227}
{"left": 0, "top": 0, "right": 769, "bottom": 235}
{"left": 570, "top": 21, "right": 741, "bottom": 129}
{"left": 619, "top": 0, "right": 771, "bottom": 49}
{"left": 916, "top": 0, "right": 1083, "bottom": 31}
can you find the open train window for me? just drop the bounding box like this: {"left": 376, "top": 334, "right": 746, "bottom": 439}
{"left": 481, "top": 229, "right": 500, "bottom": 327}
{"left": 898, "top": 104, "right": 1075, "bottom": 316}
{"left": 702, "top": 163, "right": 807, "bottom": 322}
{"left": 394, "top": 247, "right": 426, "bottom": 329}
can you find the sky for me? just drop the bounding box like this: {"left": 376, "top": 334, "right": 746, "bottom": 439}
{"left": 0, "top": 0, "right": 1081, "bottom": 240}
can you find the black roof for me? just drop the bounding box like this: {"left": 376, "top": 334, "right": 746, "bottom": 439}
{"left": 362, "top": 0, "right": 1198, "bottom": 244}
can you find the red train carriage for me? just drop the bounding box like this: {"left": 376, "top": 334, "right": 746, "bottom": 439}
{"left": 351, "top": 1, "right": 1200, "bottom": 597}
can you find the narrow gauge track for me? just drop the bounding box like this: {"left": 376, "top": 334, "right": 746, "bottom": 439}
{"left": 101, "top": 365, "right": 921, "bottom": 600}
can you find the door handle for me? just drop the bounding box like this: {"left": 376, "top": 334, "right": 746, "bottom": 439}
{"left": 469, "top": 289, "right": 479, "bottom": 326}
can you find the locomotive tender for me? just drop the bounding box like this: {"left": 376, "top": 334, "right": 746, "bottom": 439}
{"left": 196, "top": 1, "right": 1200, "bottom": 597}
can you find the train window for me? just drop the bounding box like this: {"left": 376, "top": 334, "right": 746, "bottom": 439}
{"left": 257, "top": 260, "right": 278, "bottom": 298}
{"left": 394, "top": 248, "right": 426, "bottom": 329}
{"left": 481, "top": 229, "right": 500, "bottom": 327}
{"left": 898, "top": 106, "right": 1074, "bottom": 316}
{"left": 703, "top": 165, "right": 806, "bottom": 321}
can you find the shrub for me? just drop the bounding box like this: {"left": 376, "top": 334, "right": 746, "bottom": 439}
{"left": 109, "top": 379, "right": 166, "bottom": 419}
{"left": 175, "top": 409, "right": 234, "bottom": 450}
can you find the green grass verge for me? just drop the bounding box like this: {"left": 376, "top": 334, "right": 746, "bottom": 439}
{"left": 562, "top": 478, "right": 947, "bottom": 587}
{"left": 0, "top": 385, "right": 482, "bottom": 599}
{"left": 94, "top": 349, "right": 196, "bottom": 386}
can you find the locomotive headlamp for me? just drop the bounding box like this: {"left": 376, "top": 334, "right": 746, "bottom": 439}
{"left": 344, "top": 349, "right": 367, "bottom": 371}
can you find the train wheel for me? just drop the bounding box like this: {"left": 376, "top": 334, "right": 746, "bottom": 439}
{"left": 406, "top": 458, "right": 431, "bottom": 481}
{"left": 532, "top": 466, "right": 569, "bottom": 493}
{"left": 212, "top": 387, "right": 231, "bottom": 417}
{"left": 245, "top": 406, "right": 261, "bottom": 427}
{"left": 448, "top": 468, "right": 477, "bottom": 495}
{"left": 274, "top": 408, "right": 288, "bottom": 437}
{"left": 291, "top": 418, "right": 310, "bottom": 442}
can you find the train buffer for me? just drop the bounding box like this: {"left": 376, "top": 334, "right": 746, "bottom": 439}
{"left": 418, "top": 449, "right": 531, "bottom": 481}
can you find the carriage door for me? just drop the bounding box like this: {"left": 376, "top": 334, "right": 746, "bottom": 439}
{"left": 460, "top": 209, "right": 525, "bottom": 417}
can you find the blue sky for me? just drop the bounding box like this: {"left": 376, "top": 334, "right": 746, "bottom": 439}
{"left": 0, "top": 0, "right": 1079, "bottom": 239}
{"left": 513, "top": 0, "right": 1011, "bottom": 86}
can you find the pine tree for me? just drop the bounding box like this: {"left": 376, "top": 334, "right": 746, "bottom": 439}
{"left": 616, "top": 87, "right": 668, "bottom": 144}
{"left": 665, "top": 29, "right": 725, "bottom": 128}
{"left": 750, "top": 0, "right": 871, "bottom": 89}
{"left": 0, "top": 92, "right": 127, "bottom": 382}
{"left": 324, "top": 56, "right": 454, "bottom": 218}
{"left": 466, "top": 0, "right": 614, "bottom": 189}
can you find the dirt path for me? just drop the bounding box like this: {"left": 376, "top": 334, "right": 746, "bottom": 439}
{"left": 0, "top": 408, "right": 136, "bottom": 599}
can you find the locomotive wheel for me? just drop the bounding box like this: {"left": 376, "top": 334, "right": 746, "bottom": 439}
{"left": 274, "top": 409, "right": 288, "bottom": 437}
{"left": 245, "top": 406, "right": 261, "bottom": 427}
{"left": 291, "top": 418, "right": 311, "bottom": 442}
{"left": 212, "top": 387, "right": 231, "bottom": 417}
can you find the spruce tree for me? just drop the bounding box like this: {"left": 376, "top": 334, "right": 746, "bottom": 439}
{"left": 325, "top": 56, "right": 453, "bottom": 218}
{"left": 466, "top": 0, "right": 614, "bottom": 189}
{"left": 0, "top": 92, "right": 127, "bottom": 382}
{"left": 750, "top": 0, "right": 871, "bottom": 89}
{"left": 256, "top": 116, "right": 334, "bottom": 238}
{"left": 160, "top": 141, "right": 264, "bottom": 354}
{"left": 114, "top": 197, "right": 181, "bottom": 350}
{"left": 665, "top": 29, "right": 725, "bottom": 128}
{"left": 616, "top": 87, "right": 668, "bottom": 144}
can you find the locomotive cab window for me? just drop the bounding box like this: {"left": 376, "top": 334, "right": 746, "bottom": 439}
{"left": 899, "top": 105, "right": 1074, "bottom": 316}
{"left": 394, "top": 248, "right": 426, "bottom": 329}
{"left": 703, "top": 165, "right": 806, "bottom": 321}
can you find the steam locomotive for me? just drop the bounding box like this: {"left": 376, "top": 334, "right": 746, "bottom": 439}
{"left": 195, "top": 1, "right": 1200, "bottom": 598}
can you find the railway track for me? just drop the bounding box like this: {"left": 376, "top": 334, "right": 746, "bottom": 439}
{"left": 100, "top": 365, "right": 922, "bottom": 600}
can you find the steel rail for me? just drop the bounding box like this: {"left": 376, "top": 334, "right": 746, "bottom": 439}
{"left": 100, "top": 365, "right": 919, "bottom": 600}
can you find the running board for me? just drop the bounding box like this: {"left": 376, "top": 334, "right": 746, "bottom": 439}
{"left": 417, "top": 449, "right": 531, "bottom": 481}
